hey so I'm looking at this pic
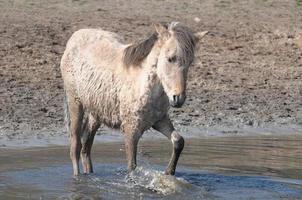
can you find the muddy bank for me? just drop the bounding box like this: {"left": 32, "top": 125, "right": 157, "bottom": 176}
{"left": 1, "top": 0, "right": 302, "bottom": 143}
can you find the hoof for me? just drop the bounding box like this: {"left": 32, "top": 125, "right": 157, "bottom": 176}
{"left": 164, "top": 170, "right": 175, "bottom": 176}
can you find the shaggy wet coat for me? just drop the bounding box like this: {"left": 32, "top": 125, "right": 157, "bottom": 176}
{"left": 60, "top": 22, "right": 207, "bottom": 175}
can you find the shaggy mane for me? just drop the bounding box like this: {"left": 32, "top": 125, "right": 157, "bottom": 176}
{"left": 123, "top": 33, "right": 158, "bottom": 67}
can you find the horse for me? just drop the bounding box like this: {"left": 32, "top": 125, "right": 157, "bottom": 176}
{"left": 60, "top": 22, "right": 207, "bottom": 176}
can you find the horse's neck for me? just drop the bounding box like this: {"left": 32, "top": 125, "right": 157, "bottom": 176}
{"left": 138, "top": 51, "right": 167, "bottom": 104}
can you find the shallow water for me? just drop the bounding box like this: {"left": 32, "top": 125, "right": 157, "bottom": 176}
{"left": 0, "top": 135, "right": 302, "bottom": 199}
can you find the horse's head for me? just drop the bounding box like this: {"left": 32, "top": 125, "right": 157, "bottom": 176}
{"left": 154, "top": 22, "right": 207, "bottom": 108}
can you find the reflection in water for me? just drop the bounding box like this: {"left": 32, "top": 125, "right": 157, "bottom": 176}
{"left": 0, "top": 135, "right": 302, "bottom": 199}
{"left": 144, "top": 135, "right": 302, "bottom": 179}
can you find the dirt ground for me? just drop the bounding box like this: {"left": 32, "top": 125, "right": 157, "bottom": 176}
{"left": 1, "top": 0, "right": 302, "bottom": 142}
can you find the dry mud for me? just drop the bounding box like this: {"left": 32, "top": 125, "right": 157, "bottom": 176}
{"left": 1, "top": 0, "right": 302, "bottom": 144}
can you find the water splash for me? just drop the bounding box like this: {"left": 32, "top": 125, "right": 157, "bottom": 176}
{"left": 125, "top": 166, "right": 205, "bottom": 196}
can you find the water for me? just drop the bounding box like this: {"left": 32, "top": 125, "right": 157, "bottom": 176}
{"left": 0, "top": 135, "right": 302, "bottom": 199}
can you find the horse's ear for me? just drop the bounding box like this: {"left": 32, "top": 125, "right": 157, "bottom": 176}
{"left": 194, "top": 31, "right": 208, "bottom": 51}
{"left": 153, "top": 23, "right": 169, "bottom": 38}
{"left": 195, "top": 31, "right": 208, "bottom": 42}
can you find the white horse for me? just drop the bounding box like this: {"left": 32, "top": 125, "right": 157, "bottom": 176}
{"left": 60, "top": 22, "right": 207, "bottom": 176}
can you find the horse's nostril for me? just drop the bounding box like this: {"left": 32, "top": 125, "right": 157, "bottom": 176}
{"left": 173, "top": 95, "right": 177, "bottom": 102}
{"left": 170, "top": 94, "right": 185, "bottom": 108}
{"left": 173, "top": 95, "right": 179, "bottom": 103}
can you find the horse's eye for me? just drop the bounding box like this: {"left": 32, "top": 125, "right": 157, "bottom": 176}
{"left": 168, "top": 56, "right": 177, "bottom": 63}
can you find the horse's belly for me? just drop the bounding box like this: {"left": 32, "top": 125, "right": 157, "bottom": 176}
{"left": 78, "top": 80, "right": 122, "bottom": 128}
{"left": 90, "top": 96, "right": 121, "bottom": 127}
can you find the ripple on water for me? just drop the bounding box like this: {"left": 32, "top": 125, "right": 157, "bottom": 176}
{"left": 0, "top": 136, "right": 302, "bottom": 199}
{"left": 1, "top": 163, "right": 302, "bottom": 200}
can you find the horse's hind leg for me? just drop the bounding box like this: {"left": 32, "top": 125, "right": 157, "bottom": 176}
{"left": 81, "top": 113, "right": 100, "bottom": 174}
{"left": 66, "top": 95, "right": 84, "bottom": 176}
{"left": 152, "top": 115, "right": 184, "bottom": 175}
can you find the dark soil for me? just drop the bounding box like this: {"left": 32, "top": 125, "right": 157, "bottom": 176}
{"left": 1, "top": 0, "right": 302, "bottom": 141}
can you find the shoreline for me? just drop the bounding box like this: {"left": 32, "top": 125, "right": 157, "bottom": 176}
{"left": 1, "top": 124, "right": 302, "bottom": 149}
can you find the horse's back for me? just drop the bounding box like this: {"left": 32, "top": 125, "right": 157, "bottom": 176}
{"left": 65, "top": 28, "right": 123, "bottom": 51}
{"left": 61, "top": 28, "right": 125, "bottom": 89}
{"left": 61, "top": 28, "right": 124, "bottom": 71}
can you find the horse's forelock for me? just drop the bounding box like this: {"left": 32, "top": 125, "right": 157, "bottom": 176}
{"left": 123, "top": 33, "right": 158, "bottom": 67}
{"left": 170, "top": 23, "right": 197, "bottom": 66}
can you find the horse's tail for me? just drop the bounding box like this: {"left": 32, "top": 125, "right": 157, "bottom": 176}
{"left": 64, "top": 90, "right": 71, "bottom": 134}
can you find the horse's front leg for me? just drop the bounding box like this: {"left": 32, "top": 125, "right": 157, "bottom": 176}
{"left": 123, "top": 130, "right": 141, "bottom": 173}
{"left": 153, "top": 115, "right": 184, "bottom": 175}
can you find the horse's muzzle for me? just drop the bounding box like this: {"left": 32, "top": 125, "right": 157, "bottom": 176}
{"left": 170, "top": 93, "right": 186, "bottom": 108}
